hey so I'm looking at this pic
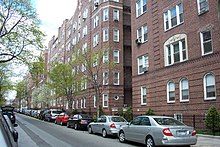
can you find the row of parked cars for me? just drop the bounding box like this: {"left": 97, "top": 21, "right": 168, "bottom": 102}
{"left": 21, "top": 108, "right": 198, "bottom": 147}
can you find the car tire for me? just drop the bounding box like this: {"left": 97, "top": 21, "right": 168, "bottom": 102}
{"left": 74, "top": 123, "right": 78, "bottom": 130}
{"left": 146, "top": 136, "right": 155, "bottom": 147}
{"left": 55, "top": 120, "right": 57, "bottom": 124}
{"left": 60, "top": 121, "right": 63, "bottom": 126}
{"left": 67, "top": 122, "right": 70, "bottom": 128}
{"left": 119, "top": 131, "right": 126, "bottom": 143}
{"left": 88, "top": 126, "right": 93, "bottom": 134}
{"left": 102, "top": 129, "right": 107, "bottom": 138}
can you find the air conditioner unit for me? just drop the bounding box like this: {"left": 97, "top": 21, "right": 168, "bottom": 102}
{"left": 136, "top": 38, "right": 142, "bottom": 44}
{"left": 95, "top": 2, "right": 99, "bottom": 7}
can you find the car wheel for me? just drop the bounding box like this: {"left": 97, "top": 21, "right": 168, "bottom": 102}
{"left": 55, "top": 120, "right": 57, "bottom": 124}
{"left": 146, "top": 136, "right": 155, "bottom": 147}
{"left": 67, "top": 122, "right": 70, "bottom": 128}
{"left": 88, "top": 126, "right": 93, "bottom": 134}
{"left": 60, "top": 121, "right": 63, "bottom": 126}
{"left": 74, "top": 123, "right": 78, "bottom": 130}
{"left": 102, "top": 129, "right": 107, "bottom": 138}
{"left": 119, "top": 131, "right": 126, "bottom": 143}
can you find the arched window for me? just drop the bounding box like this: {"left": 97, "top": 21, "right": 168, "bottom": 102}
{"left": 167, "top": 81, "right": 175, "bottom": 103}
{"left": 180, "top": 79, "right": 189, "bottom": 102}
{"left": 204, "top": 73, "right": 216, "bottom": 100}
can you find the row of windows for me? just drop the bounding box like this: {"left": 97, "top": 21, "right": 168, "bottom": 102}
{"left": 137, "top": 30, "right": 213, "bottom": 75}
{"left": 140, "top": 73, "right": 216, "bottom": 105}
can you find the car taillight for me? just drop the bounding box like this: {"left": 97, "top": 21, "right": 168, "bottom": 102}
{"left": 110, "top": 123, "right": 116, "bottom": 128}
{"left": 192, "top": 129, "right": 196, "bottom": 136}
{"left": 162, "top": 128, "right": 173, "bottom": 136}
{"left": 50, "top": 114, "right": 52, "bottom": 117}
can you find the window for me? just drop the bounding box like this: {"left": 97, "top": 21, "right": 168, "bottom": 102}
{"left": 81, "top": 99, "right": 83, "bottom": 108}
{"left": 200, "top": 30, "right": 213, "bottom": 55}
{"left": 83, "top": 9, "right": 88, "bottom": 19}
{"left": 113, "top": 50, "right": 119, "bottom": 63}
{"left": 103, "top": 8, "right": 109, "bottom": 21}
{"left": 204, "top": 73, "right": 216, "bottom": 100}
{"left": 82, "top": 43, "right": 87, "bottom": 54}
{"left": 137, "top": 54, "right": 149, "bottom": 75}
{"left": 93, "top": 15, "right": 99, "bottom": 28}
{"left": 137, "top": 24, "right": 148, "bottom": 43}
{"left": 180, "top": 79, "right": 189, "bottom": 102}
{"left": 113, "top": 0, "right": 119, "bottom": 2}
{"left": 164, "top": 34, "right": 187, "bottom": 66}
{"left": 113, "top": 72, "right": 119, "bottom": 85}
{"left": 167, "top": 81, "right": 175, "bottom": 103}
{"left": 174, "top": 113, "right": 183, "bottom": 123}
{"left": 140, "top": 117, "right": 151, "bottom": 126}
{"left": 78, "top": 31, "right": 81, "bottom": 42}
{"left": 136, "top": 0, "right": 147, "bottom": 17}
{"left": 132, "top": 117, "right": 141, "bottom": 125}
{"left": 103, "top": 71, "right": 109, "bottom": 85}
{"left": 103, "top": 28, "right": 109, "bottom": 42}
{"left": 72, "top": 101, "right": 75, "bottom": 109}
{"left": 76, "top": 100, "right": 79, "bottom": 109}
{"left": 141, "top": 86, "right": 147, "bottom": 105}
{"left": 82, "top": 26, "right": 87, "bottom": 37}
{"left": 94, "top": 95, "right": 96, "bottom": 108}
{"left": 93, "top": 53, "right": 98, "bottom": 67}
{"left": 164, "top": 3, "right": 183, "bottom": 31}
{"left": 103, "top": 94, "right": 108, "bottom": 107}
{"left": 103, "top": 50, "right": 109, "bottom": 63}
{"left": 94, "top": 0, "right": 99, "bottom": 10}
{"left": 113, "top": 29, "right": 119, "bottom": 42}
{"left": 93, "top": 34, "right": 99, "bottom": 47}
{"left": 83, "top": 97, "right": 86, "bottom": 108}
{"left": 197, "top": 0, "right": 209, "bottom": 14}
{"left": 113, "top": 9, "right": 119, "bottom": 21}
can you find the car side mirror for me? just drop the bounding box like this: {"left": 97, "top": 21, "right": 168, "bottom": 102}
{"left": 13, "top": 123, "right": 18, "bottom": 127}
{"left": 13, "top": 131, "right": 18, "bottom": 142}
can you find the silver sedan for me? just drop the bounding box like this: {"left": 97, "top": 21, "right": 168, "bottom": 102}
{"left": 118, "top": 115, "right": 197, "bottom": 147}
{"left": 88, "top": 115, "right": 128, "bottom": 137}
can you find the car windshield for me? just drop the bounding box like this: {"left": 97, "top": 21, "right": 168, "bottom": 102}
{"left": 154, "top": 117, "right": 184, "bottom": 126}
{"left": 52, "top": 111, "right": 62, "bottom": 114}
{"left": 110, "top": 116, "right": 126, "bottom": 122}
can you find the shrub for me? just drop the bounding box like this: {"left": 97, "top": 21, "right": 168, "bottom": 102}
{"left": 145, "top": 108, "right": 155, "bottom": 115}
{"left": 205, "top": 106, "right": 220, "bottom": 131}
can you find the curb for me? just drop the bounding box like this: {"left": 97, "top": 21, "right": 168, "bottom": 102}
{"left": 197, "top": 134, "right": 220, "bottom": 139}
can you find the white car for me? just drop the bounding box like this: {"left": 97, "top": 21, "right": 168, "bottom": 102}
{"left": 88, "top": 115, "right": 128, "bottom": 137}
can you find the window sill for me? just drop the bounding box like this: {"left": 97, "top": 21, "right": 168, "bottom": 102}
{"left": 136, "top": 11, "right": 147, "bottom": 19}
{"left": 167, "top": 101, "right": 175, "bottom": 104}
{"left": 141, "top": 103, "right": 146, "bottom": 106}
{"left": 164, "top": 22, "right": 184, "bottom": 32}
{"left": 204, "top": 97, "right": 216, "bottom": 101}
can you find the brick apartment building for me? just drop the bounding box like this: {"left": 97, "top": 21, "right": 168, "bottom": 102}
{"left": 46, "top": 0, "right": 132, "bottom": 115}
{"left": 131, "top": 0, "right": 220, "bottom": 118}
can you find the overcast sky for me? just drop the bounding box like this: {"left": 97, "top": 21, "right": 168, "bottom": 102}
{"left": 34, "top": 0, "right": 78, "bottom": 46}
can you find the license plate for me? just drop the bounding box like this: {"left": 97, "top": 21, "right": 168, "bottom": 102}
{"left": 177, "top": 130, "right": 187, "bottom": 136}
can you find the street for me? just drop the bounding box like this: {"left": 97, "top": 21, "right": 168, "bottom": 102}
{"left": 16, "top": 113, "right": 220, "bottom": 147}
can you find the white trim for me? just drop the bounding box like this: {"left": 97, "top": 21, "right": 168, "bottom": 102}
{"left": 167, "top": 81, "right": 175, "bottom": 103}
{"left": 179, "top": 78, "right": 189, "bottom": 102}
{"left": 103, "top": 94, "right": 108, "bottom": 108}
{"left": 141, "top": 86, "right": 147, "bottom": 105}
{"left": 203, "top": 73, "right": 216, "bottom": 100}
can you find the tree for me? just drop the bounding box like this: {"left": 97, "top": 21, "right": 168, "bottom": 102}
{"left": 74, "top": 46, "right": 117, "bottom": 118}
{"left": 205, "top": 106, "right": 220, "bottom": 132}
{"left": 15, "top": 80, "right": 27, "bottom": 108}
{"left": 0, "top": 63, "right": 13, "bottom": 105}
{"left": 48, "top": 62, "right": 81, "bottom": 110}
{"left": 0, "top": 0, "right": 45, "bottom": 64}
{"left": 37, "top": 83, "right": 50, "bottom": 108}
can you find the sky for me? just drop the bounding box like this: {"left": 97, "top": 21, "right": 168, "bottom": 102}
{"left": 33, "top": 0, "right": 78, "bottom": 46}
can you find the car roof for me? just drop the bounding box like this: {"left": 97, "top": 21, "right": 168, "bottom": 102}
{"left": 137, "top": 115, "right": 173, "bottom": 119}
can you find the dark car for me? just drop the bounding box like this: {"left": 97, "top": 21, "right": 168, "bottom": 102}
{"left": 39, "top": 109, "right": 48, "bottom": 120}
{"left": 1, "top": 105, "right": 16, "bottom": 124}
{"left": 0, "top": 112, "right": 18, "bottom": 147}
{"left": 67, "top": 114, "right": 92, "bottom": 130}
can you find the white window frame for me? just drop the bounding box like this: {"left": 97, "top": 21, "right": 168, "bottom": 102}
{"left": 93, "top": 33, "right": 99, "bottom": 47}
{"left": 113, "top": 72, "right": 119, "bottom": 85}
{"left": 141, "top": 86, "right": 147, "bottom": 105}
{"left": 103, "top": 94, "right": 109, "bottom": 108}
{"left": 103, "top": 28, "right": 109, "bottom": 42}
{"left": 203, "top": 73, "right": 216, "bottom": 100}
{"left": 81, "top": 99, "right": 83, "bottom": 108}
{"left": 93, "top": 15, "right": 99, "bottom": 28}
{"left": 137, "top": 24, "right": 148, "bottom": 43}
{"left": 137, "top": 54, "right": 149, "bottom": 75}
{"left": 197, "top": 0, "right": 209, "bottom": 15}
{"left": 76, "top": 100, "right": 79, "bottom": 109}
{"left": 113, "top": 0, "right": 119, "bottom": 2}
{"left": 94, "top": 95, "right": 97, "bottom": 108}
{"left": 103, "top": 71, "right": 109, "bottom": 85}
{"left": 179, "top": 78, "right": 189, "bottom": 102}
{"left": 200, "top": 30, "right": 213, "bottom": 56}
{"left": 103, "top": 8, "right": 109, "bottom": 21}
{"left": 83, "top": 97, "right": 86, "bottom": 108}
{"left": 167, "top": 81, "right": 175, "bottom": 103}
{"left": 103, "top": 50, "right": 109, "bottom": 63}
{"left": 164, "top": 34, "right": 188, "bottom": 66}
{"left": 136, "top": 0, "right": 147, "bottom": 17}
{"left": 113, "top": 50, "right": 119, "bottom": 63}
{"left": 113, "top": 9, "right": 119, "bottom": 21}
{"left": 113, "top": 29, "right": 119, "bottom": 42}
{"left": 164, "top": 3, "right": 183, "bottom": 31}
{"left": 72, "top": 101, "right": 75, "bottom": 109}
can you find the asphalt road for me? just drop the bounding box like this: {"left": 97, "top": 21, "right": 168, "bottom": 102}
{"left": 15, "top": 113, "right": 220, "bottom": 147}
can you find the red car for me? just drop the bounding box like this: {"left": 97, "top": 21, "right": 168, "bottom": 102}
{"left": 55, "top": 112, "right": 70, "bottom": 125}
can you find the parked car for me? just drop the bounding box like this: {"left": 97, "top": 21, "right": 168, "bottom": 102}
{"left": 55, "top": 112, "right": 70, "bottom": 125}
{"left": 39, "top": 109, "right": 48, "bottom": 120}
{"left": 87, "top": 115, "right": 128, "bottom": 137}
{"left": 0, "top": 112, "right": 18, "bottom": 147}
{"left": 44, "top": 109, "right": 62, "bottom": 122}
{"left": 118, "top": 115, "right": 197, "bottom": 147}
{"left": 1, "top": 105, "right": 16, "bottom": 124}
{"left": 67, "top": 114, "right": 92, "bottom": 130}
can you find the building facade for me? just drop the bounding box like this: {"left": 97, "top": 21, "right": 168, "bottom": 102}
{"left": 46, "top": 0, "right": 132, "bottom": 115}
{"left": 131, "top": 0, "right": 220, "bottom": 118}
